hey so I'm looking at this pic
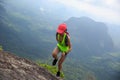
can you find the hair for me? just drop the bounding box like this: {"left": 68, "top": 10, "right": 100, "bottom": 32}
{"left": 65, "top": 29, "right": 67, "bottom": 32}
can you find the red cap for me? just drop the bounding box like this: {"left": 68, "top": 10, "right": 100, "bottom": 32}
{"left": 57, "top": 23, "right": 67, "bottom": 34}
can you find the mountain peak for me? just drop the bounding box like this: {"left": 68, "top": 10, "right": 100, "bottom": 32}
{"left": 68, "top": 16, "right": 95, "bottom": 23}
{"left": 0, "top": 51, "right": 62, "bottom": 80}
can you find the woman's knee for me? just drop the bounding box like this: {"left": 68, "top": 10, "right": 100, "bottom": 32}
{"left": 58, "top": 54, "right": 65, "bottom": 64}
{"left": 52, "top": 47, "right": 59, "bottom": 58}
{"left": 61, "top": 53, "right": 66, "bottom": 57}
{"left": 52, "top": 51, "right": 57, "bottom": 57}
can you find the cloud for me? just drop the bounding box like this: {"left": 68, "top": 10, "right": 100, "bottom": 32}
{"left": 40, "top": 7, "right": 45, "bottom": 12}
{"left": 54, "top": 0, "right": 120, "bottom": 25}
{"left": 103, "top": 0, "right": 120, "bottom": 10}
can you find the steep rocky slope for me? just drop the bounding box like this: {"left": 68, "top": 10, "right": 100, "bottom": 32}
{"left": 0, "top": 51, "right": 62, "bottom": 80}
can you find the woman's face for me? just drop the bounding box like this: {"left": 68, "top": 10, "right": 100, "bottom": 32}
{"left": 58, "top": 29, "right": 66, "bottom": 36}
{"left": 59, "top": 32, "right": 64, "bottom": 36}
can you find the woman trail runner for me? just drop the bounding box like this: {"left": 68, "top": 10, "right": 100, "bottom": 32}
{"left": 52, "top": 23, "right": 72, "bottom": 77}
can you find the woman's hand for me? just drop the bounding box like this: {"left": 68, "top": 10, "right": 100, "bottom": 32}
{"left": 66, "top": 48, "right": 72, "bottom": 53}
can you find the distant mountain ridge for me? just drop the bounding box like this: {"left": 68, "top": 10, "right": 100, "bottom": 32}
{"left": 65, "top": 17, "right": 114, "bottom": 58}
{"left": 108, "top": 24, "right": 120, "bottom": 51}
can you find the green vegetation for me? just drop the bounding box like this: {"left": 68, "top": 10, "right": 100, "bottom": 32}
{"left": 0, "top": 45, "right": 3, "bottom": 51}
{"left": 37, "top": 62, "right": 64, "bottom": 78}
{"left": 109, "top": 52, "right": 120, "bottom": 57}
{"left": 36, "top": 58, "right": 97, "bottom": 80}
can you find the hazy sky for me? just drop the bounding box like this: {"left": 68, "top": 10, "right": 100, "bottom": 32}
{"left": 10, "top": 0, "right": 119, "bottom": 25}
{"left": 41, "top": 0, "right": 120, "bottom": 25}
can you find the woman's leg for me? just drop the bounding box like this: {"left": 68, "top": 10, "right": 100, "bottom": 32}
{"left": 58, "top": 53, "right": 66, "bottom": 72}
{"left": 52, "top": 47, "right": 60, "bottom": 59}
{"left": 52, "top": 47, "right": 60, "bottom": 65}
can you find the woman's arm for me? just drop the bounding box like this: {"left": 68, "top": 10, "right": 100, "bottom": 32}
{"left": 67, "top": 36, "right": 72, "bottom": 53}
{"left": 56, "top": 33, "right": 59, "bottom": 42}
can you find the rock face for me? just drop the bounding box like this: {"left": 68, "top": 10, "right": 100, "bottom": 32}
{"left": 0, "top": 51, "right": 61, "bottom": 80}
{"left": 65, "top": 17, "right": 114, "bottom": 57}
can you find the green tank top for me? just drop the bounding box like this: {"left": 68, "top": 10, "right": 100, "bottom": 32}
{"left": 57, "top": 33, "right": 69, "bottom": 52}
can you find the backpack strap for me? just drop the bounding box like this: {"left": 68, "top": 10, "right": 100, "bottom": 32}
{"left": 65, "top": 32, "right": 70, "bottom": 46}
{"left": 56, "top": 32, "right": 70, "bottom": 46}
